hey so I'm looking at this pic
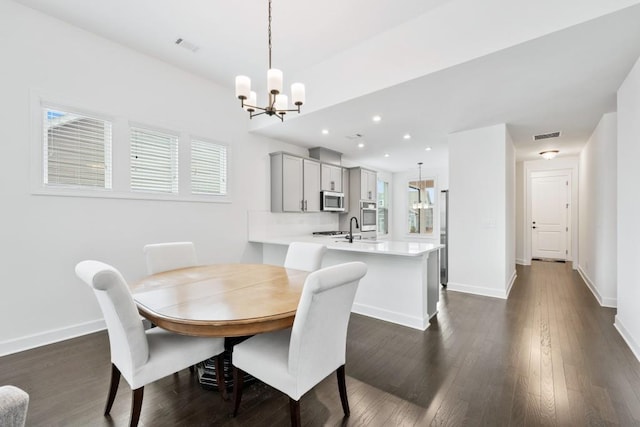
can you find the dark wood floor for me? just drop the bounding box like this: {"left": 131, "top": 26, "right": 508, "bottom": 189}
{"left": 2, "top": 261, "right": 640, "bottom": 426}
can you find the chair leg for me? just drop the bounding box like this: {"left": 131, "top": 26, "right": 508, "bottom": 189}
{"left": 232, "top": 366, "right": 244, "bottom": 417}
{"left": 214, "top": 355, "right": 228, "bottom": 400}
{"left": 289, "top": 397, "right": 301, "bottom": 427}
{"left": 130, "top": 387, "right": 144, "bottom": 427}
{"left": 104, "top": 364, "right": 121, "bottom": 415}
{"left": 337, "top": 365, "right": 350, "bottom": 417}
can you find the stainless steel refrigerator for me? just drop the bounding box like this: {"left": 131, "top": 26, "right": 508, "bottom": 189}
{"left": 440, "top": 190, "right": 448, "bottom": 286}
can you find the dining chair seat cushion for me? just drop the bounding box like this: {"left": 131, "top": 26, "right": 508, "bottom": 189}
{"left": 130, "top": 327, "right": 224, "bottom": 389}
{"left": 233, "top": 328, "right": 297, "bottom": 396}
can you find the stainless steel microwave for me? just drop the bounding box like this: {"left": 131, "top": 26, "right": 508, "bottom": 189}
{"left": 321, "top": 191, "right": 345, "bottom": 212}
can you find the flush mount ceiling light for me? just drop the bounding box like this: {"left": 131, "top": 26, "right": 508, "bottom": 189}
{"left": 403, "top": 134, "right": 411, "bottom": 140}
{"left": 235, "top": 0, "right": 304, "bottom": 121}
{"left": 321, "top": 129, "right": 329, "bottom": 135}
{"left": 372, "top": 115, "right": 382, "bottom": 122}
{"left": 425, "top": 147, "right": 432, "bottom": 151}
{"left": 540, "top": 150, "right": 559, "bottom": 160}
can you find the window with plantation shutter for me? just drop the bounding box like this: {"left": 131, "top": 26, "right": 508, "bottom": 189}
{"left": 130, "top": 127, "right": 179, "bottom": 193}
{"left": 43, "top": 108, "right": 112, "bottom": 189}
{"left": 191, "top": 139, "right": 228, "bottom": 195}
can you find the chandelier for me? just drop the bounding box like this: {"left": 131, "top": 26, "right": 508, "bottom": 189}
{"left": 412, "top": 162, "right": 429, "bottom": 210}
{"left": 234, "top": 0, "right": 305, "bottom": 121}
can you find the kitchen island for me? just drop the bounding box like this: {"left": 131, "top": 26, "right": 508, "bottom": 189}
{"left": 250, "top": 235, "right": 442, "bottom": 330}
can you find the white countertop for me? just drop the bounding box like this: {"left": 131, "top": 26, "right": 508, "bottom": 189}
{"left": 250, "top": 235, "right": 442, "bottom": 257}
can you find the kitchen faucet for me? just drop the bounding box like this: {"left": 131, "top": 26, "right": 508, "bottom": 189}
{"left": 349, "top": 216, "right": 359, "bottom": 243}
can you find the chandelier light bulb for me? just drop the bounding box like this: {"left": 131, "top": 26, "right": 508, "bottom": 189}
{"left": 235, "top": 76, "right": 251, "bottom": 100}
{"left": 291, "top": 83, "right": 305, "bottom": 106}
{"left": 267, "top": 69, "right": 283, "bottom": 94}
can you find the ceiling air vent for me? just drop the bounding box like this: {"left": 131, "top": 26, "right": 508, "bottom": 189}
{"left": 175, "top": 38, "right": 200, "bottom": 53}
{"left": 533, "top": 131, "right": 561, "bottom": 141}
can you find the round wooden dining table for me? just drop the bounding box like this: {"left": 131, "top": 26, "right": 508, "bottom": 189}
{"left": 131, "top": 263, "right": 309, "bottom": 338}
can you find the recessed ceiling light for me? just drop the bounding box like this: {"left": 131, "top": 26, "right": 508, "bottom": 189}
{"left": 372, "top": 115, "right": 382, "bottom": 123}
{"left": 425, "top": 147, "right": 432, "bottom": 151}
{"left": 403, "top": 134, "right": 411, "bottom": 140}
{"left": 384, "top": 153, "right": 390, "bottom": 157}
{"left": 321, "top": 129, "right": 329, "bottom": 135}
{"left": 358, "top": 143, "right": 365, "bottom": 148}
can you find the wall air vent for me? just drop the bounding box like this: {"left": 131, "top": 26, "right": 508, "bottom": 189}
{"left": 175, "top": 38, "right": 200, "bottom": 53}
{"left": 533, "top": 131, "right": 561, "bottom": 141}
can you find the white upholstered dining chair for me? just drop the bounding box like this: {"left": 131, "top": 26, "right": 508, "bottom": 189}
{"left": 0, "top": 385, "right": 29, "bottom": 427}
{"left": 283, "top": 242, "right": 327, "bottom": 272}
{"left": 143, "top": 241, "right": 198, "bottom": 275}
{"left": 75, "top": 260, "right": 226, "bottom": 427}
{"left": 231, "top": 261, "right": 367, "bottom": 426}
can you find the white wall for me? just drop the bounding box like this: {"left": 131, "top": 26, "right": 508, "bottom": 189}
{"left": 0, "top": 1, "right": 304, "bottom": 355}
{"left": 578, "top": 113, "right": 617, "bottom": 307}
{"left": 505, "top": 130, "right": 516, "bottom": 286}
{"left": 615, "top": 55, "right": 640, "bottom": 362}
{"left": 447, "top": 123, "right": 514, "bottom": 298}
{"left": 515, "top": 161, "right": 526, "bottom": 263}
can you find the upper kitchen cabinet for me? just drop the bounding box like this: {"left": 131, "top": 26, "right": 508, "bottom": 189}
{"left": 350, "top": 167, "right": 377, "bottom": 201}
{"left": 321, "top": 163, "right": 342, "bottom": 192}
{"left": 270, "top": 152, "right": 321, "bottom": 212}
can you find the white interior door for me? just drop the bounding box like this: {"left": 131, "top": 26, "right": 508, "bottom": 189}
{"left": 531, "top": 174, "right": 568, "bottom": 260}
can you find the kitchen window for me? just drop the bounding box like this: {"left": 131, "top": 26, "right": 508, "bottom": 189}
{"left": 377, "top": 179, "right": 389, "bottom": 235}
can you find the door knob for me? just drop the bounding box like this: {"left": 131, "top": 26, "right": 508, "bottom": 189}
{"left": 532, "top": 226, "right": 537, "bottom": 229}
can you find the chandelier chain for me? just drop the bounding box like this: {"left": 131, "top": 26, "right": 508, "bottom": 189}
{"left": 268, "top": 0, "right": 272, "bottom": 69}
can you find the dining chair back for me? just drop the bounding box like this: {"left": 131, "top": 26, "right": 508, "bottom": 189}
{"left": 75, "top": 260, "right": 225, "bottom": 427}
{"left": 232, "top": 261, "right": 367, "bottom": 426}
{"left": 0, "top": 385, "right": 29, "bottom": 427}
{"left": 283, "top": 242, "right": 326, "bottom": 272}
{"left": 143, "top": 241, "right": 197, "bottom": 275}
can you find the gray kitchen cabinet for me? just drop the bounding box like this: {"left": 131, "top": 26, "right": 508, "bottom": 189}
{"left": 321, "top": 163, "right": 342, "bottom": 192}
{"left": 270, "top": 152, "right": 321, "bottom": 212}
{"left": 350, "top": 167, "right": 377, "bottom": 201}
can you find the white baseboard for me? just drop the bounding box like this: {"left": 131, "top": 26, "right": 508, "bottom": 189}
{"left": 351, "top": 302, "right": 429, "bottom": 331}
{"left": 505, "top": 271, "right": 517, "bottom": 298}
{"left": 0, "top": 319, "right": 106, "bottom": 357}
{"left": 516, "top": 258, "right": 529, "bottom": 266}
{"left": 446, "top": 282, "right": 508, "bottom": 299}
{"left": 577, "top": 266, "right": 617, "bottom": 308}
{"left": 614, "top": 315, "right": 640, "bottom": 364}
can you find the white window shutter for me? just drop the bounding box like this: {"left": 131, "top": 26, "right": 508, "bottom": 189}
{"left": 130, "top": 127, "right": 179, "bottom": 193}
{"left": 43, "top": 108, "right": 112, "bottom": 189}
{"left": 191, "top": 139, "right": 227, "bottom": 195}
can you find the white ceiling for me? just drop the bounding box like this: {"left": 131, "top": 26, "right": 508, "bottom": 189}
{"left": 14, "top": 0, "right": 640, "bottom": 172}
